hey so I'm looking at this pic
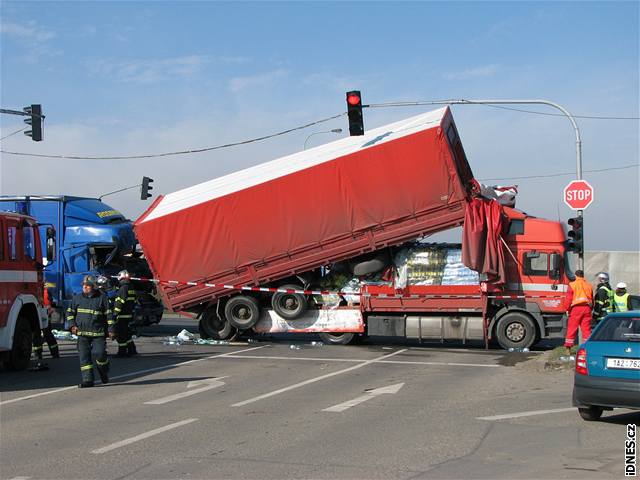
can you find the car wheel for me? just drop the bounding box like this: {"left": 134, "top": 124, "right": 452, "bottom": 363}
{"left": 318, "top": 332, "right": 356, "bottom": 345}
{"left": 495, "top": 312, "right": 537, "bottom": 350}
{"left": 578, "top": 406, "right": 603, "bottom": 421}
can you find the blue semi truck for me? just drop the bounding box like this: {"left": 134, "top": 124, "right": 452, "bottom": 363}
{"left": 0, "top": 196, "right": 163, "bottom": 327}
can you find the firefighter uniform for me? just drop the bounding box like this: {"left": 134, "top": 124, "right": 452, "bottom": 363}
{"left": 593, "top": 281, "right": 614, "bottom": 324}
{"left": 564, "top": 272, "right": 593, "bottom": 349}
{"left": 113, "top": 279, "right": 138, "bottom": 356}
{"left": 67, "top": 288, "right": 112, "bottom": 387}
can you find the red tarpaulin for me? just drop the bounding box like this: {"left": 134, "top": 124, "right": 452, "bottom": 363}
{"left": 462, "top": 197, "right": 506, "bottom": 283}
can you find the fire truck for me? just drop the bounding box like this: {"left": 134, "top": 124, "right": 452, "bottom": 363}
{"left": 0, "top": 211, "right": 53, "bottom": 370}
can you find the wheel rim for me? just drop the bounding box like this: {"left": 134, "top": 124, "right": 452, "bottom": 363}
{"left": 278, "top": 295, "right": 299, "bottom": 312}
{"left": 506, "top": 322, "right": 526, "bottom": 342}
{"left": 232, "top": 304, "right": 253, "bottom": 321}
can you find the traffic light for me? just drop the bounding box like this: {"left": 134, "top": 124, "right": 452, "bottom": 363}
{"left": 346, "top": 90, "right": 364, "bottom": 136}
{"left": 23, "top": 104, "right": 43, "bottom": 142}
{"left": 567, "top": 216, "right": 584, "bottom": 254}
{"left": 140, "top": 176, "right": 154, "bottom": 200}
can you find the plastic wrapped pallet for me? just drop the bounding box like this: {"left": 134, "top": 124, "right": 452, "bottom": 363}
{"left": 395, "top": 244, "right": 479, "bottom": 287}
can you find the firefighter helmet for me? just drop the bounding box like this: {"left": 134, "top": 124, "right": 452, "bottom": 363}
{"left": 96, "top": 275, "right": 109, "bottom": 289}
{"left": 82, "top": 275, "right": 97, "bottom": 287}
{"left": 117, "top": 270, "right": 130, "bottom": 281}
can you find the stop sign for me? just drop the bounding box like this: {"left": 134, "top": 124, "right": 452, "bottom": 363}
{"left": 564, "top": 180, "right": 594, "bottom": 210}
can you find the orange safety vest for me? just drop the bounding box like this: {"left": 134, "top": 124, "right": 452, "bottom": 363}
{"left": 570, "top": 277, "right": 593, "bottom": 307}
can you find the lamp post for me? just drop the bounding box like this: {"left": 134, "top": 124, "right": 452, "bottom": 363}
{"left": 304, "top": 128, "right": 343, "bottom": 150}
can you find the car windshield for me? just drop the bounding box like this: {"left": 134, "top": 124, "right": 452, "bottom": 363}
{"left": 590, "top": 316, "right": 640, "bottom": 342}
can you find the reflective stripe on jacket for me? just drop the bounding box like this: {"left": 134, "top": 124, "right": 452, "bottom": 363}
{"left": 614, "top": 293, "right": 629, "bottom": 312}
{"left": 67, "top": 291, "right": 111, "bottom": 336}
{"left": 569, "top": 277, "right": 593, "bottom": 307}
{"left": 594, "top": 284, "right": 614, "bottom": 317}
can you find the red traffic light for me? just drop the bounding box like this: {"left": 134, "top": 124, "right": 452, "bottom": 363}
{"left": 347, "top": 93, "right": 361, "bottom": 106}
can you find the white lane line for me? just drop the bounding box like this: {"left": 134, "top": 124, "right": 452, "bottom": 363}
{"left": 477, "top": 407, "right": 576, "bottom": 421}
{"left": 0, "top": 346, "right": 266, "bottom": 407}
{"left": 144, "top": 377, "right": 228, "bottom": 405}
{"left": 231, "top": 349, "right": 408, "bottom": 407}
{"left": 323, "top": 382, "right": 405, "bottom": 413}
{"left": 91, "top": 418, "right": 197, "bottom": 454}
{"left": 220, "top": 354, "right": 501, "bottom": 368}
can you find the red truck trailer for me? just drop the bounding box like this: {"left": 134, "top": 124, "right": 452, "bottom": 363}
{"left": 0, "top": 211, "right": 52, "bottom": 370}
{"left": 135, "top": 107, "right": 569, "bottom": 349}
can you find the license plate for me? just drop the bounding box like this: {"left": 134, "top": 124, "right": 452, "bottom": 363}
{"left": 606, "top": 357, "right": 640, "bottom": 370}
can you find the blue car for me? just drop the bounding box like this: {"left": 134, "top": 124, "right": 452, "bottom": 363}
{"left": 573, "top": 312, "right": 640, "bottom": 421}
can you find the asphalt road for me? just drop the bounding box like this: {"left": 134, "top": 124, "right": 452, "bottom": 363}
{"left": 1, "top": 317, "right": 637, "bottom": 479}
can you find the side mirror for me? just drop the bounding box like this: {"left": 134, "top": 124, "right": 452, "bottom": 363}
{"left": 46, "top": 227, "right": 56, "bottom": 263}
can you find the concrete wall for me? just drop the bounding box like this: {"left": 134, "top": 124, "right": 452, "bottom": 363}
{"left": 585, "top": 251, "right": 640, "bottom": 294}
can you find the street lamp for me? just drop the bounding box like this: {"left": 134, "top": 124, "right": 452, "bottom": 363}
{"left": 304, "top": 128, "right": 343, "bottom": 150}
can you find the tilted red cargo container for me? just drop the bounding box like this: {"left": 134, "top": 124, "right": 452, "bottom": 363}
{"left": 135, "top": 107, "right": 570, "bottom": 349}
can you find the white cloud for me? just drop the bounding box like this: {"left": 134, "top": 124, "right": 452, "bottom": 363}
{"left": 443, "top": 64, "right": 499, "bottom": 81}
{"left": 228, "top": 69, "right": 289, "bottom": 93}
{"left": 87, "top": 55, "right": 252, "bottom": 83}
{"left": 0, "top": 21, "right": 56, "bottom": 42}
{"left": 1, "top": 20, "right": 60, "bottom": 63}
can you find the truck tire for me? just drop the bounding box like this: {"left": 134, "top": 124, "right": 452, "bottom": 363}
{"left": 271, "top": 285, "right": 308, "bottom": 320}
{"left": 495, "top": 312, "right": 537, "bottom": 350}
{"left": 578, "top": 406, "right": 603, "bottom": 421}
{"left": 200, "top": 306, "right": 238, "bottom": 340}
{"left": 224, "top": 295, "right": 261, "bottom": 330}
{"left": 350, "top": 252, "right": 390, "bottom": 276}
{"left": 318, "top": 332, "right": 356, "bottom": 345}
{"left": 7, "top": 316, "right": 32, "bottom": 371}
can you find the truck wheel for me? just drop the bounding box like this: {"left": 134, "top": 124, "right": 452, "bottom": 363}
{"left": 8, "top": 316, "right": 32, "bottom": 371}
{"left": 201, "top": 306, "right": 238, "bottom": 340}
{"left": 224, "top": 295, "right": 261, "bottom": 330}
{"left": 318, "top": 332, "right": 356, "bottom": 345}
{"left": 495, "top": 312, "right": 537, "bottom": 350}
{"left": 578, "top": 406, "right": 603, "bottom": 421}
{"left": 271, "top": 285, "right": 308, "bottom": 320}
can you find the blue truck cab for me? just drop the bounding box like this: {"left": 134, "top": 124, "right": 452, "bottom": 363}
{"left": 0, "top": 196, "right": 163, "bottom": 327}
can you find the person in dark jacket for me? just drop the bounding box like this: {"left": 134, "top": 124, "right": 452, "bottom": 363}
{"left": 113, "top": 270, "right": 138, "bottom": 357}
{"left": 592, "top": 272, "right": 614, "bottom": 326}
{"left": 67, "top": 275, "right": 113, "bottom": 388}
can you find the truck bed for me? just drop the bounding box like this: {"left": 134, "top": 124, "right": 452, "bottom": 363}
{"left": 135, "top": 107, "right": 475, "bottom": 312}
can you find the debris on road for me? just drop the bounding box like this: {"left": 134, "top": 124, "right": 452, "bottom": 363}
{"left": 51, "top": 329, "right": 78, "bottom": 341}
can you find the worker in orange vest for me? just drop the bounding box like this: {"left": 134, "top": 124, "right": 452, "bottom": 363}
{"left": 564, "top": 269, "right": 594, "bottom": 355}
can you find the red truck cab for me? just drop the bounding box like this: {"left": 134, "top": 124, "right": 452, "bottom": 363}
{"left": 0, "top": 212, "right": 51, "bottom": 370}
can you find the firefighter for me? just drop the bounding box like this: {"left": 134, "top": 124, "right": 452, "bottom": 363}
{"left": 563, "top": 269, "right": 593, "bottom": 355}
{"left": 592, "top": 272, "right": 614, "bottom": 325}
{"left": 113, "top": 270, "right": 138, "bottom": 357}
{"left": 66, "top": 275, "right": 112, "bottom": 388}
{"left": 613, "top": 282, "right": 631, "bottom": 312}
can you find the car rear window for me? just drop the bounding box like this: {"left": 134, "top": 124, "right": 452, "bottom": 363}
{"left": 590, "top": 317, "right": 640, "bottom": 342}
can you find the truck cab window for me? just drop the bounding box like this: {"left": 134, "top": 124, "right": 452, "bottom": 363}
{"left": 23, "top": 226, "right": 36, "bottom": 260}
{"left": 7, "top": 226, "right": 18, "bottom": 261}
{"left": 508, "top": 220, "right": 524, "bottom": 235}
{"left": 523, "top": 251, "right": 548, "bottom": 276}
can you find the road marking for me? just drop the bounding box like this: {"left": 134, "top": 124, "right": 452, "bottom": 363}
{"left": 323, "top": 382, "right": 405, "bottom": 413}
{"left": 0, "top": 346, "right": 266, "bottom": 407}
{"left": 221, "top": 354, "right": 501, "bottom": 368}
{"left": 91, "top": 418, "right": 197, "bottom": 454}
{"left": 231, "top": 349, "right": 408, "bottom": 407}
{"left": 144, "top": 377, "right": 228, "bottom": 405}
{"left": 477, "top": 407, "right": 576, "bottom": 421}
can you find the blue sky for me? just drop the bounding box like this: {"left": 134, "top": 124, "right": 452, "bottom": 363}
{"left": 1, "top": 1, "right": 638, "bottom": 251}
